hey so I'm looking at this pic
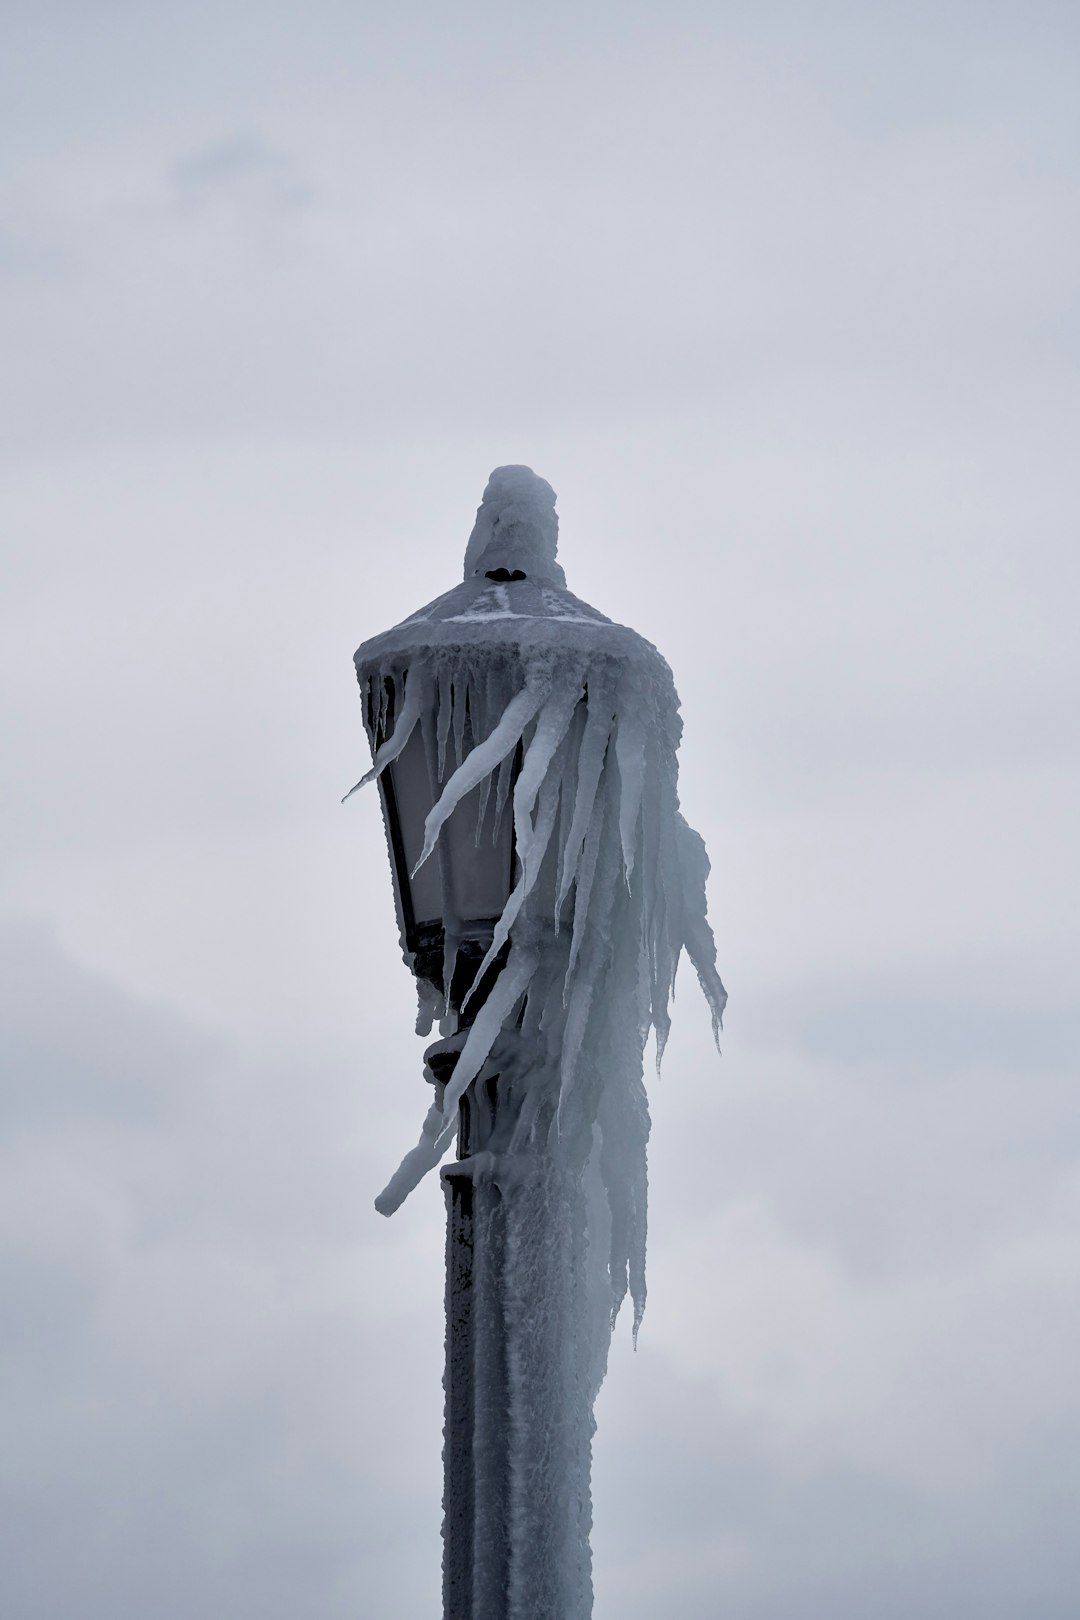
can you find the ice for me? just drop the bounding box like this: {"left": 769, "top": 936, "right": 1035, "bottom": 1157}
{"left": 556, "top": 696, "right": 614, "bottom": 914}
{"left": 613, "top": 705, "right": 647, "bottom": 885}
{"left": 354, "top": 467, "right": 726, "bottom": 1311}
{"left": 341, "top": 670, "right": 420, "bottom": 800}
{"left": 462, "top": 464, "right": 567, "bottom": 588}
{"left": 511, "top": 679, "right": 585, "bottom": 879}
{"left": 413, "top": 683, "right": 545, "bottom": 876}
{"left": 350, "top": 467, "right": 726, "bottom": 1616}
{"left": 373, "top": 936, "right": 541, "bottom": 1216}
{"left": 436, "top": 665, "right": 453, "bottom": 780}
{"left": 462, "top": 767, "right": 562, "bottom": 1008}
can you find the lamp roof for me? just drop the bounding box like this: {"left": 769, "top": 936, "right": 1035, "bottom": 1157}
{"left": 355, "top": 467, "right": 668, "bottom": 687}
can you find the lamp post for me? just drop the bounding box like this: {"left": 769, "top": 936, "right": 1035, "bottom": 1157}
{"left": 348, "top": 467, "right": 726, "bottom": 1620}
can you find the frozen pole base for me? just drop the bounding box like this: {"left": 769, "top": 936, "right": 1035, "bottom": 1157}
{"left": 432, "top": 1041, "right": 597, "bottom": 1620}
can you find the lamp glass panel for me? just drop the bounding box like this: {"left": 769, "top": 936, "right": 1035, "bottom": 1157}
{"left": 388, "top": 720, "right": 515, "bottom": 931}
{"left": 386, "top": 723, "right": 443, "bottom": 927}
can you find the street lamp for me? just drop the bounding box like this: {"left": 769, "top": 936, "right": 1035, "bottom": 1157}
{"left": 347, "top": 466, "right": 726, "bottom": 1620}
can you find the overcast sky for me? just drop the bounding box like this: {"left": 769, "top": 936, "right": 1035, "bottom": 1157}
{"left": 2, "top": 2, "right": 1079, "bottom": 1616}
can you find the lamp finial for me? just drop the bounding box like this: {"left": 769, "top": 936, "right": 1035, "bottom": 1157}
{"left": 462, "top": 465, "right": 565, "bottom": 587}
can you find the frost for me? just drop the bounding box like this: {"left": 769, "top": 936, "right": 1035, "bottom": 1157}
{"left": 350, "top": 465, "right": 726, "bottom": 1617}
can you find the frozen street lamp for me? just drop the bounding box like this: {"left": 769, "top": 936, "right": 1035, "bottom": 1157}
{"left": 346, "top": 467, "right": 726, "bottom": 1620}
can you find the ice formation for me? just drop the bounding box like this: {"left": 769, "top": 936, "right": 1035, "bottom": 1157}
{"left": 349, "top": 466, "right": 726, "bottom": 1617}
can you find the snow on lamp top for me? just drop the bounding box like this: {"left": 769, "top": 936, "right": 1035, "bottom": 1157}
{"left": 354, "top": 466, "right": 660, "bottom": 677}
{"left": 462, "top": 464, "right": 566, "bottom": 587}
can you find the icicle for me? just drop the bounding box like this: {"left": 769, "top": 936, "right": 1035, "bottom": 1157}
{"left": 375, "top": 937, "right": 542, "bottom": 1215}
{"left": 462, "top": 767, "right": 563, "bottom": 1010}
{"left": 493, "top": 747, "right": 515, "bottom": 840}
{"left": 474, "top": 777, "right": 488, "bottom": 848}
{"left": 556, "top": 698, "right": 614, "bottom": 914}
{"left": 452, "top": 674, "right": 468, "bottom": 769}
{"left": 639, "top": 746, "right": 663, "bottom": 975}
{"left": 413, "top": 682, "right": 548, "bottom": 876}
{"left": 676, "top": 815, "right": 728, "bottom": 1041}
{"left": 436, "top": 665, "right": 453, "bottom": 782}
{"left": 474, "top": 667, "right": 498, "bottom": 841}
{"left": 552, "top": 702, "right": 584, "bottom": 927}
{"left": 511, "top": 677, "right": 585, "bottom": 879}
{"left": 564, "top": 765, "right": 608, "bottom": 994}
{"left": 374, "top": 1100, "right": 456, "bottom": 1217}
{"left": 342, "top": 672, "right": 422, "bottom": 800}
{"left": 556, "top": 780, "right": 621, "bottom": 1115}
{"left": 613, "top": 704, "right": 647, "bottom": 884}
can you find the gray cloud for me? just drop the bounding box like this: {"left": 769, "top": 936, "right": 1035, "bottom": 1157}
{"left": 0, "top": 926, "right": 445, "bottom": 1619}
{"left": 0, "top": 919, "right": 222, "bottom": 1124}
{"left": 1, "top": 1, "right": 1078, "bottom": 1614}
{"left": 794, "top": 995, "right": 1080, "bottom": 1073}
{"left": 170, "top": 131, "right": 314, "bottom": 211}
{"left": 2, "top": 929, "right": 1078, "bottom": 1615}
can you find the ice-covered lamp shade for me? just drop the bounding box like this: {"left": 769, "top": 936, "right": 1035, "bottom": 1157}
{"left": 370, "top": 674, "right": 517, "bottom": 1007}
{"left": 348, "top": 465, "right": 726, "bottom": 1245}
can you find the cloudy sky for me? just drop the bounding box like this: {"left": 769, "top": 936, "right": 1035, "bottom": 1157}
{"left": 2, "top": 1, "right": 1078, "bottom": 1614}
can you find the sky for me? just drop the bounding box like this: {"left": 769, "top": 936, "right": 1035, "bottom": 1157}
{"left": 2, "top": 1, "right": 1078, "bottom": 1615}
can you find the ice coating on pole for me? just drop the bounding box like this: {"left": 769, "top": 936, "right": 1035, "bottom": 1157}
{"left": 351, "top": 465, "right": 726, "bottom": 1326}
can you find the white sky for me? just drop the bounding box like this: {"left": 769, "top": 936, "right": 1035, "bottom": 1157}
{"left": 2, "top": 2, "right": 1078, "bottom": 1615}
